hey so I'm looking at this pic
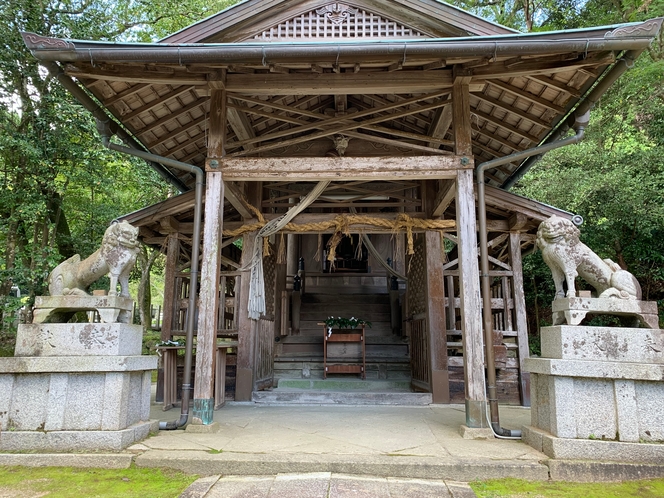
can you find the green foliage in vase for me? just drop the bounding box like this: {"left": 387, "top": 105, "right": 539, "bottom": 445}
{"left": 324, "top": 316, "right": 372, "bottom": 330}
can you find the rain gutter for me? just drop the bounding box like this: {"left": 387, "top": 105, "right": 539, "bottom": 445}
{"left": 503, "top": 49, "right": 641, "bottom": 190}
{"left": 476, "top": 111, "right": 589, "bottom": 438}
{"left": 42, "top": 62, "right": 188, "bottom": 193}
{"left": 96, "top": 120, "right": 203, "bottom": 430}
{"left": 22, "top": 28, "right": 659, "bottom": 65}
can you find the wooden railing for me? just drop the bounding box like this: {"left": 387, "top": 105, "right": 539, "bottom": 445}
{"left": 410, "top": 314, "right": 430, "bottom": 392}
{"left": 254, "top": 315, "right": 274, "bottom": 391}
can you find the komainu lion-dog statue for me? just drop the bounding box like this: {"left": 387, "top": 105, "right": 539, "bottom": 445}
{"left": 48, "top": 221, "right": 140, "bottom": 297}
{"left": 536, "top": 215, "right": 641, "bottom": 300}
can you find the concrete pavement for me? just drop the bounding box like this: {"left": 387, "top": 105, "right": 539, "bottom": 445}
{"left": 130, "top": 400, "right": 548, "bottom": 496}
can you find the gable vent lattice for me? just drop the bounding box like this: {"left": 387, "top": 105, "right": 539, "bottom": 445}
{"left": 253, "top": 3, "right": 427, "bottom": 40}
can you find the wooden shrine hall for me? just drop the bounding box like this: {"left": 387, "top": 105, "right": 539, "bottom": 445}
{"left": 22, "top": 0, "right": 662, "bottom": 428}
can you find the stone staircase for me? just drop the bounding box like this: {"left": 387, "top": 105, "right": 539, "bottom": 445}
{"left": 260, "top": 291, "right": 427, "bottom": 405}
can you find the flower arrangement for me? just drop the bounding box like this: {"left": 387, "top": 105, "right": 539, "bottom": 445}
{"left": 324, "top": 316, "right": 372, "bottom": 337}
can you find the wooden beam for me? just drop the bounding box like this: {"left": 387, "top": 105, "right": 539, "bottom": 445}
{"left": 432, "top": 179, "right": 456, "bottom": 217}
{"left": 342, "top": 130, "right": 450, "bottom": 156}
{"left": 455, "top": 168, "right": 486, "bottom": 427}
{"left": 230, "top": 96, "right": 452, "bottom": 150}
{"left": 134, "top": 97, "right": 207, "bottom": 136}
{"left": 224, "top": 71, "right": 486, "bottom": 95}
{"left": 230, "top": 98, "right": 452, "bottom": 157}
{"left": 471, "top": 107, "right": 541, "bottom": 144}
{"left": 508, "top": 212, "right": 529, "bottom": 231}
{"left": 208, "top": 83, "right": 227, "bottom": 157}
{"left": 103, "top": 83, "right": 150, "bottom": 106}
{"left": 145, "top": 114, "right": 207, "bottom": 148}
{"left": 226, "top": 98, "right": 255, "bottom": 151}
{"left": 224, "top": 180, "right": 254, "bottom": 220}
{"left": 471, "top": 91, "right": 551, "bottom": 129}
{"left": 159, "top": 216, "right": 180, "bottom": 233}
{"left": 427, "top": 104, "right": 453, "bottom": 148}
{"left": 218, "top": 155, "right": 471, "bottom": 181}
{"left": 452, "top": 72, "right": 473, "bottom": 157}
{"left": 528, "top": 74, "right": 581, "bottom": 98}
{"left": 121, "top": 86, "right": 197, "bottom": 121}
{"left": 233, "top": 90, "right": 450, "bottom": 149}
{"left": 66, "top": 66, "right": 207, "bottom": 86}
{"left": 486, "top": 79, "right": 566, "bottom": 114}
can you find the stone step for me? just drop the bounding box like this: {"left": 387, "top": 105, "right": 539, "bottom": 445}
{"left": 277, "top": 378, "right": 412, "bottom": 391}
{"left": 253, "top": 390, "right": 432, "bottom": 405}
{"left": 302, "top": 293, "right": 391, "bottom": 304}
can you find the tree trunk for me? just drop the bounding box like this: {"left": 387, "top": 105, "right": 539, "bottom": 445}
{"left": 137, "top": 246, "right": 160, "bottom": 334}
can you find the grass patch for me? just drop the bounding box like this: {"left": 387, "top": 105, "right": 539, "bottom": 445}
{"left": 471, "top": 478, "right": 664, "bottom": 497}
{"left": 0, "top": 466, "right": 197, "bottom": 497}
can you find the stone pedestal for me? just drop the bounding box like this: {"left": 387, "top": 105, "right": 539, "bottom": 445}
{"left": 0, "top": 297, "right": 156, "bottom": 452}
{"left": 523, "top": 299, "right": 664, "bottom": 463}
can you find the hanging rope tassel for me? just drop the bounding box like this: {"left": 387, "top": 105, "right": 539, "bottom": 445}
{"left": 277, "top": 232, "right": 286, "bottom": 264}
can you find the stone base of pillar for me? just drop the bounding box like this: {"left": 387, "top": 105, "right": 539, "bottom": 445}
{"left": 524, "top": 316, "right": 664, "bottom": 461}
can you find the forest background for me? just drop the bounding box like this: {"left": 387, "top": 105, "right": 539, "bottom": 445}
{"left": 0, "top": 0, "right": 662, "bottom": 355}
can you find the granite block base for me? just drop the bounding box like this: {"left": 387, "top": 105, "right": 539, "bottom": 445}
{"left": 0, "top": 420, "right": 159, "bottom": 452}
{"left": 0, "top": 355, "right": 156, "bottom": 451}
{"left": 522, "top": 425, "right": 664, "bottom": 464}
{"left": 15, "top": 322, "right": 142, "bottom": 356}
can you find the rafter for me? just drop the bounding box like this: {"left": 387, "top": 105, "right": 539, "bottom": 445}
{"left": 227, "top": 91, "right": 451, "bottom": 154}
{"left": 121, "top": 86, "right": 197, "bottom": 121}
{"left": 471, "top": 107, "right": 540, "bottom": 143}
{"left": 103, "top": 83, "right": 150, "bottom": 106}
{"left": 471, "top": 91, "right": 551, "bottom": 129}
{"left": 486, "top": 80, "right": 565, "bottom": 113}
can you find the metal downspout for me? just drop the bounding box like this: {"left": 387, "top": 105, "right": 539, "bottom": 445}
{"left": 476, "top": 111, "right": 589, "bottom": 438}
{"left": 503, "top": 50, "right": 640, "bottom": 190}
{"left": 96, "top": 120, "right": 203, "bottom": 430}
{"left": 42, "top": 62, "right": 188, "bottom": 193}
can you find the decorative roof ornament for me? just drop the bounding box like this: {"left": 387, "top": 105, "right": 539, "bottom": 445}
{"left": 316, "top": 3, "right": 358, "bottom": 25}
{"left": 605, "top": 19, "right": 663, "bottom": 38}
{"left": 331, "top": 135, "right": 351, "bottom": 156}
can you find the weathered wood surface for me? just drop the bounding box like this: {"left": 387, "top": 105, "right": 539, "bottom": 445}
{"left": 455, "top": 169, "right": 484, "bottom": 405}
{"left": 432, "top": 179, "right": 456, "bottom": 217}
{"left": 194, "top": 172, "right": 225, "bottom": 407}
{"left": 452, "top": 74, "right": 473, "bottom": 157}
{"left": 425, "top": 230, "right": 449, "bottom": 403}
{"left": 218, "top": 156, "right": 472, "bottom": 181}
{"left": 509, "top": 231, "right": 531, "bottom": 406}
{"left": 160, "top": 234, "right": 180, "bottom": 341}
{"left": 236, "top": 231, "right": 256, "bottom": 401}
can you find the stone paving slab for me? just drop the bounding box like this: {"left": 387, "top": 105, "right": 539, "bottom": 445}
{"left": 135, "top": 450, "right": 550, "bottom": 481}
{"left": 0, "top": 453, "right": 133, "bottom": 469}
{"left": 181, "top": 473, "right": 478, "bottom": 498}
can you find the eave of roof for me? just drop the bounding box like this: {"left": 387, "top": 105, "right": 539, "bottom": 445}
{"left": 22, "top": 19, "right": 662, "bottom": 64}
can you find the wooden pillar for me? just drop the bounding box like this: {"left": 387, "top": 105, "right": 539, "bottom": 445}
{"left": 509, "top": 231, "right": 531, "bottom": 406}
{"left": 193, "top": 83, "right": 226, "bottom": 424}
{"left": 286, "top": 234, "right": 298, "bottom": 286}
{"left": 424, "top": 230, "right": 450, "bottom": 403}
{"left": 236, "top": 231, "right": 256, "bottom": 400}
{"left": 453, "top": 72, "right": 486, "bottom": 427}
{"left": 160, "top": 233, "right": 179, "bottom": 341}
{"left": 456, "top": 169, "right": 485, "bottom": 427}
